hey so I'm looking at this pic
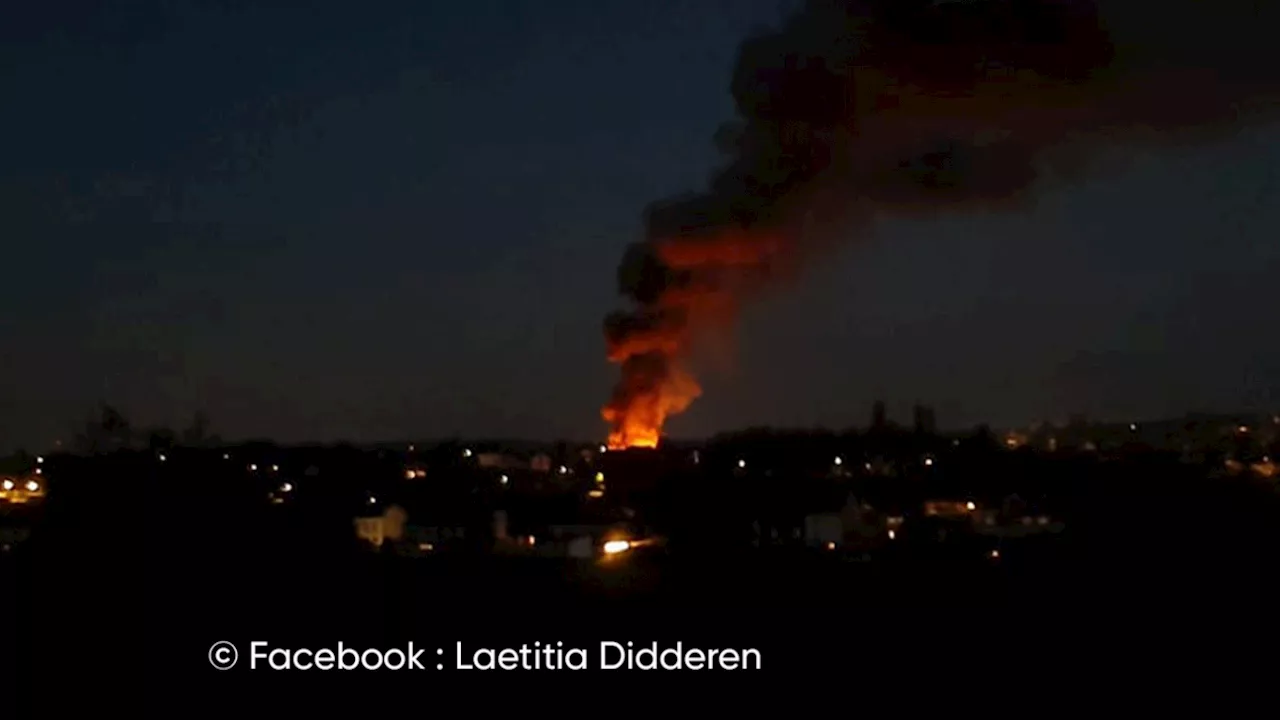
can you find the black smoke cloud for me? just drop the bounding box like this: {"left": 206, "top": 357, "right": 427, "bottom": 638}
{"left": 603, "top": 0, "right": 1280, "bottom": 443}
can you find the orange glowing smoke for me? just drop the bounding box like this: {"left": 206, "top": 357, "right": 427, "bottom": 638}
{"left": 655, "top": 231, "right": 782, "bottom": 269}
{"left": 602, "top": 229, "right": 780, "bottom": 448}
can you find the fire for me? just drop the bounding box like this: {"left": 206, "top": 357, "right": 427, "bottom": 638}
{"left": 603, "top": 225, "right": 780, "bottom": 448}
{"left": 602, "top": 361, "right": 701, "bottom": 450}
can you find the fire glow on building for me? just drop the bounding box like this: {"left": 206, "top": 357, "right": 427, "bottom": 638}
{"left": 598, "top": 0, "right": 1276, "bottom": 449}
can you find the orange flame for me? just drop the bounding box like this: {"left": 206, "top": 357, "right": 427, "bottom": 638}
{"left": 602, "top": 362, "right": 701, "bottom": 449}
{"left": 602, "top": 229, "right": 779, "bottom": 448}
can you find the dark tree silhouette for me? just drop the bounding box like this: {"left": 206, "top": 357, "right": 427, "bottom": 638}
{"left": 147, "top": 426, "right": 176, "bottom": 451}
{"left": 74, "top": 403, "right": 132, "bottom": 453}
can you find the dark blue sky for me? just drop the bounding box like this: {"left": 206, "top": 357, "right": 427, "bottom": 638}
{"left": 2, "top": 0, "right": 1277, "bottom": 451}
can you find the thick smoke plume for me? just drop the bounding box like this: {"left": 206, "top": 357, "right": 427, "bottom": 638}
{"left": 602, "top": 0, "right": 1280, "bottom": 449}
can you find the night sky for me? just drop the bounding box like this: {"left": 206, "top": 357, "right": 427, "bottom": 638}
{"left": 3, "top": 0, "right": 1278, "bottom": 452}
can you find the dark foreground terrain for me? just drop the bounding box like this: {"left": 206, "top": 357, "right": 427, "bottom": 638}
{"left": 5, "top": 461, "right": 1280, "bottom": 710}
